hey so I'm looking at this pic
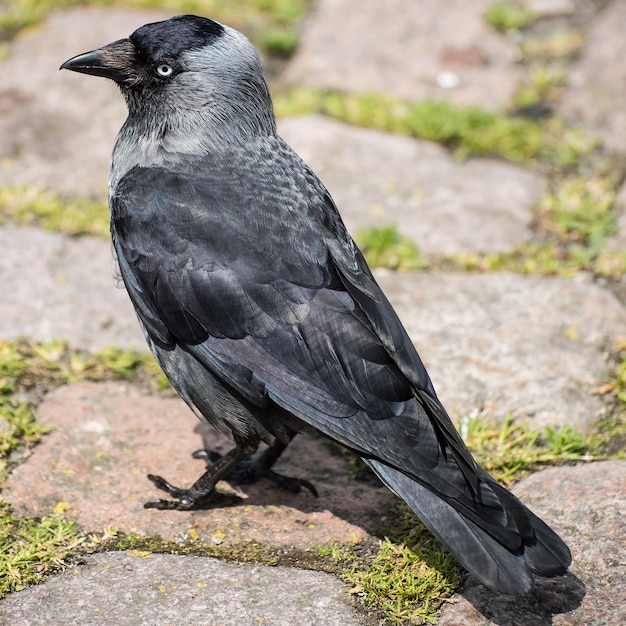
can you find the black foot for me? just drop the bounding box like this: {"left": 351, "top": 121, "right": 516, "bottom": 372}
{"left": 143, "top": 474, "right": 241, "bottom": 511}
{"left": 143, "top": 440, "right": 258, "bottom": 511}
{"left": 192, "top": 448, "right": 318, "bottom": 497}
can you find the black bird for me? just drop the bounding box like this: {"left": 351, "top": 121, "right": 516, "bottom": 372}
{"left": 61, "top": 15, "right": 571, "bottom": 595}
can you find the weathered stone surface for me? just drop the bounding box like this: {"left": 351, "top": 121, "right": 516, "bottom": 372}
{"left": 380, "top": 270, "right": 625, "bottom": 431}
{"left": 0, "top": 552, "right": 370, "bottom": 626}
{"left": 0, "top": 225, "right": 145, "bottom": 351}
{"left": 0, "top": 7, "right": 168, "bottom": 197}
{"left": 559, "top": 0, "right": 626, "bottom": 154}
{"left": 284, "top": 0, "right": 524, "bottom": 110}
{"left": 522, "top": 0, "right": 576, "bottom": 17}
{"left": 278, "top": 116, "right": 545, "bottom": 256}
{"left": 4, "top": 382, "right": 395, "bottom": 548}
{"left": 438, "top": 460, "right": 626, "bottom": 626}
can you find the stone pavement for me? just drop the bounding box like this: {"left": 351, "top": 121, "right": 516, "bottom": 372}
{"left": 0, "top": 2, "right": 625, "bottom": 625}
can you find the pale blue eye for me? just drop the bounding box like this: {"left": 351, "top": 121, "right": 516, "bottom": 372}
{"left": 156, "top": 64, "right": 173, "bottom": 77}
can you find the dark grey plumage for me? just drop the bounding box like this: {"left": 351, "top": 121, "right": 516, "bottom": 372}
{"left": 61, "top": 15, "right": 571, "bottom": 595}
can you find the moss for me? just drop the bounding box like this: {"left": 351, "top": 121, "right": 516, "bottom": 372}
{"left": 0, "top": 186, "right": 109, "bottom": 238}
{"left": 105, "top": 530, "right": 340, "bottom": 572}
{"left": 356, "top": 225, "right": 428, "bottom": 272}
{"left": 444, "top": 241, "right": 626, "bottom": 280}
{"left": 345, "top": 527, "right": 462, "bottom": 625}
{"left": 484, "top": 1, "right": 535, "bottom": 33}
{"left": 274, "top": 88, "right": 594, "bottom": 168}
{"left": 259, "top": 27, "right": 300, "bottom": 58}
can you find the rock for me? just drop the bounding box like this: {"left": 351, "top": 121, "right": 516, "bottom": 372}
{"left": 3, "top": 382, "right": 395, "bottom": 548}
{"left": 278, "top": 116, "right": 545, "bottom": 256}
{"left": 523, "top": 0, "right": 576, "bottom": 17}
{"left": 284, "top": 0, "right": 524, "bottom": 110}
{"left": 379, "top": 270, "right": 625, "bottom": 431}
{"left": 438, "top": 460, "right": 626, "bottom": 625}
{"left": 559, "top": 0, "right": 626, "bottom": 154}
{"left": 0, "top": 225, "right": 145, "bottom": 352}
{"left": 0, "top": 552, "right": 369, "bottom": 626}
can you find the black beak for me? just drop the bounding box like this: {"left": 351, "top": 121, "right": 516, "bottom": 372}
{"left": 60, "top": 38, "right": 137, "bottom": 84}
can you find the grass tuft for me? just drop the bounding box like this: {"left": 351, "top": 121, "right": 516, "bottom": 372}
{"left": 346, "top": 528, "right": 462, "bottom": 625}
{"left": 537, "top": 175, "right": 617, "bottom": 248}
{"left": 458, "top": 412, "right": 595, "bottom": 487}
{"left": 0, "top": 504, "right": 85, "bottom": 596}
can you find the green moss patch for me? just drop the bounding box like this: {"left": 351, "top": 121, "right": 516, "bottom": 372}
{"left": 484, "top": 1, "right": 535, "bottom": 33}
{"left": 345, "top": 526, "right": 462, "bottom": 625}
{"left": 0, "top": 186, "right": 109, "bottom": 238}
{"left": 274, "top": 88, "right": 594, "bottom": 168}
{"left": 356, "top": 225, "right": 428, "bottom": 272}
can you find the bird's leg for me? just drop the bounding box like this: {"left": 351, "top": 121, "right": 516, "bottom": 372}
{"left": 144, "top": 438, "right": 258, "bottom": 511}
{"left": 193, "top": 435, "right": 318, "bottom": 497}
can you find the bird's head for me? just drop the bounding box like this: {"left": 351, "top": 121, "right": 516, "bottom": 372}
{"left": 60, "top": 15, "right": 276, "bottom": 148}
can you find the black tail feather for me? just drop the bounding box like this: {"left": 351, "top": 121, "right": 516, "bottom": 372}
{"left": 366, "top": 459, "right": 571, "bottom": 596}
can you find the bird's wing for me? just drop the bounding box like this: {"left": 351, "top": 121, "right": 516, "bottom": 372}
{"left": 111, "top": 142, "right": 522, "bottom": 536}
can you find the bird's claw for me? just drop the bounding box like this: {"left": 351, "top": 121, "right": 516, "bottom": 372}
{"left": 146, "top": 473, "right": 188, "bottom": 498}
{"left": 143, "top": 472, "right": 242, "bottom": 510}
{"left": 143, "top": 473, "right": 197, "bottom": 510}
{"left": 144, "top": 497, "right": 195, "bottom": 511}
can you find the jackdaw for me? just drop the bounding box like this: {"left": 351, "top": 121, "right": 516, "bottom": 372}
{"left": 61, "top": 14, "right": 571, "bottom": 595}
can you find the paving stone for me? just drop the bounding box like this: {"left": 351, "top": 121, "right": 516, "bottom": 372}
{"left": 559, "top": 0, "right": 626, "bottom": 154}
{"left": 0, "top": 225, "right": 145, "bottom": 352}
{"left": 522, "top": 0, "right": 576, "bottom": 17}
{"left": 0, "top": 552, "right": 369, "bottom": 626}
{"left": 4, "top": 382, "right": 395, "bottom": 548}
{"left": 284, "top": 0, "right": 524, "bottom": 110}
{"left": 0, "top": 7, "right": 169, "bottom": 197}
{"left": 0, "top": 226, "right": 146, "bottom": 351}
{"left": 438, "top": 460, "right": 626, "bottom": 626}
{"left": 380, "top": 270, "right": 625, "bottom": 431}
{"left": 278, "top": 116, "right": 545, "bottom": 256}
